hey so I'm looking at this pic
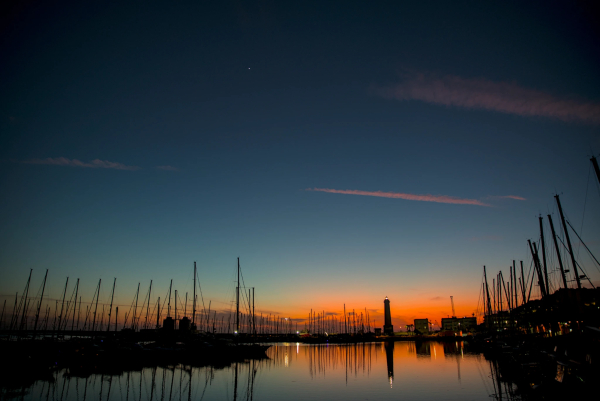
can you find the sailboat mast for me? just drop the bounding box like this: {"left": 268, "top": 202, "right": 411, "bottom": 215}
{"left": 513, "top": 261, "right": 518, "bottom": 308}
{"left": 72, "top": 279, "right": 79, "bottom": 331}
{"left": 555, "top": 195, "right": 582, "bottom": 289}
{"left": 156, "top": 297, "right": 161, "bottom": 328}
{"left": 57, "top": 277, "right": 69, "bottom": 334}
{"left": 528, "top": 240, "right": 547, "bottom": 298}
{"left": 167, "top": 279, "right": 172, "bottom": 317}
{"left": 538, "top": 217, "right": 550, "bottom": 294}
{"left": 33, "top": 269, "right": 48, "bottom": 336}
{"left": 18, "top": 270, "right": 32, "bottom": 333}
{"left": 133, "top": 282, "right": 140, "bottom": 330}
{"left": 547, "top": 214, "right": 568, "bottom": 289}
{"left": 91, "top": 279, "right": 101, "bottom": 332}
{"left": 193, "top": 262, "right": 196, "bottom": 328}
{"left": 145, "top": 280, "right": 152, "bottom": 330}
{"left": 345, "top": 304, "right": 349, "bottom": 334}
{"left": 236, "top": 257, "right": 240, "bottom": 333}
{"left": 483, "top": 266, "right": 492, "bottom": 321}
{"left": 591, "top": 156, "right": 600, "bottom": 187}
{"left": 520, "top": 261, "right": 526, "bottom": 305}
{"left": 107, "top": 278, "right": 116, "bottom": 332}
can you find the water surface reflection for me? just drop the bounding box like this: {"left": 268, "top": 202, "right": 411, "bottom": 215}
{"left": 1, "top": 341, "right": 521, "bottom": 400}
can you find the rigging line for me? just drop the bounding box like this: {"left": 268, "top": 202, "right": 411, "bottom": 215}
{"left": 566, "top": 219, "right": 600, "bottom": 270}
{"left": 31, "top": 277, "right": 46, "bottom": 300}
{"left": 238, "top": 266, "right": 252, "bottom": 314}
{"left": 149, "top": 298, "right": 159, "bottom": 329}
{"left": 525, "top": 258, "right": 534, "bottom": 294}
{"left": 553, "top": 235, "right": 575, "bottom": 284}
{"left": 82, "top": 283, "right": 99, "bottom": 330}
{"left": 560, "top": 202, "right": 584, "bottom": 263}
{"left": 555, "top": 235, "right": 597, "bottom": 287}
{"left": 240, "top": 268, "right": 247, "bottom": 291}
{"left": 580, "top": 162, "right": 591, "bottom": 247}
{"left": 527, "top": 257, "right": 536, "bottom": 301}
{"left": 225, "top": 266, "right": 236, "bottom": 316}
{"left": 158, "top": 288, "right": 170, "bottom": 321}
{"left": 138, "top": 286, "right": 153, "bottom": 329}
{"left": 594, "top": 155, "right": 600, "bottom": 202}
{"left": 123, "top": 290, "right": 138, "bottom": 328}
{"left": 61, "top": 285, "right": 79, "bottom": 331}
{"left": 476, "top": 273, "right": 482, "bottom": 315}
{"left": 196, "top": 270, "right": 207, "bottom": 316}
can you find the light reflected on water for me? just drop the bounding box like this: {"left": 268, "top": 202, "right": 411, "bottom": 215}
{"left": 0, "top": 341, "right": 522, "bottom": 400}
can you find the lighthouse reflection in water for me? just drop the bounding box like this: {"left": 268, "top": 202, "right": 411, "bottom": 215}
{"left": 5, "top": 341, "right": 514, "bottom": 401}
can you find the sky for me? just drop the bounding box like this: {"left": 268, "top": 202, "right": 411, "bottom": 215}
{"left": 1, "top": 1, "right": 600, "bottom": 330}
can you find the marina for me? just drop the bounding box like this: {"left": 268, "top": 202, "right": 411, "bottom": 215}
{"left": 2, "top": 2, "right": 600, "bottom": 399}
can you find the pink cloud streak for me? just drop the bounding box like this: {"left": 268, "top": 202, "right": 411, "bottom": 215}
{"left": 24, "top": 157, "right": 140, "bottom": 171}
{"left": 307, "top": 187, "right": 490, "bottom": 206}
{"left": 375, "top": 72, "right": 600, "bottom": 124}
{"left": 496, "top": 195, "right": 526, "bottom": 201}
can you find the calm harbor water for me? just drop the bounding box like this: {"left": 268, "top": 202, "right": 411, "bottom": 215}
{"left": 2, "top": 341, "right": 517, "bottom": 401}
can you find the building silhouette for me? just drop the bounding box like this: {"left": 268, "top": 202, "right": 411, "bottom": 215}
{"left": 441, "top": 316, "right": 477, "bottom": 334}
{"left": 384, "top": 297, "right": 393, "bottom": 334}
{"left": 414, "top": 318, "right": 429, "bottom": 334}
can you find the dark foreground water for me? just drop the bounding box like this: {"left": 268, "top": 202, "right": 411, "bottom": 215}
{"left": 1, "top": 341, "right": 517, "bottom": 401}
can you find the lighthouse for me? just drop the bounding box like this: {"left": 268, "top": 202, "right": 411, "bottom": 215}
{"left": 383, "top": 296, "right": 393, "bottom": 335}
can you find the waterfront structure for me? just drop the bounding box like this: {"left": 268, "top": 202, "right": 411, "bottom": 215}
{"left": 163, "top": 316, "right": 175, "bottom": 330}
{"left": 383, "top": 297, "right": 393, "bottom": 334}
{"left": 484, "top": 288, "right": 600, "bottom": 335}
{"left": 179, "top": 316, "right": 190, "bottom": 331}
{"left": 414, "top": 318, "right": 429, "bottom": 334}
{"left": 441, "top": 316, "right": 477, "bottom": 334}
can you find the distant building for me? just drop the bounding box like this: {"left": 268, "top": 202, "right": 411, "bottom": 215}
{"left": 374, "top": 328, "right": 382, "bottom": 336}
{"left": 179, "top": 316, "right": 191, "bottom": 331}
{"left": 414, "top": 319, "right": 429, "bottom": 334}
{"left": 483, "top": 311, "right": 512, "bottom": 331}
{"left": 383, "top": 297, "right": 393, "bottom": 334}
{"left": 441, "top": 316, "right": 477, "bottom": 333}
{"left": 459, "top": 317, "right": 477, "bottom": 332}
{"left": 163, "top": 316, "right": 175, "bottom": 330}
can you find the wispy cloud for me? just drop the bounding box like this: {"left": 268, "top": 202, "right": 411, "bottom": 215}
{"left": 156, "top": 165, "right": 179, "bottom": 171}
{"left": 374, "top": 72, "right": 600, "bottom": 124}
{"left": 24, "top": 157, "right": 140, "bottom": 171}
{"left": 487, "top": 195, "right": 527, "bottom": 201}
{"left": 307, "top": 187, "right": 490, "bottom": 206}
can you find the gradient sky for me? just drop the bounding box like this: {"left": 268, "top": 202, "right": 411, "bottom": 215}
{"left": 1, "top": 1, "right": 600, "bottom": 329}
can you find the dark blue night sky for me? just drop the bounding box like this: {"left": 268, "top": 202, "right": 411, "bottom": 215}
{"left": 1, "top": 1, "right": 599, "bottom": 324}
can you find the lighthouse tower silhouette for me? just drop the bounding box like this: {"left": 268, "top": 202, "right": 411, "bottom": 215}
{"left": 383, "top": 296, "right": 393, "bottom": 335}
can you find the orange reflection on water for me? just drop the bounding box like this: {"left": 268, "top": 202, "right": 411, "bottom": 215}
{"left": 6, "top": 341, "right": 504, "bottom": 401}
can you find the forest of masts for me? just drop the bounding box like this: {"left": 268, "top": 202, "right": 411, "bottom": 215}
{"left": 1, "top": 264, "right": 373, "bottom": 338}
{"left": 477, "top": 188, "right": 600, "bottom": 321}
{"left": 305, "top": 306, "right": 374, "bottom": 335}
